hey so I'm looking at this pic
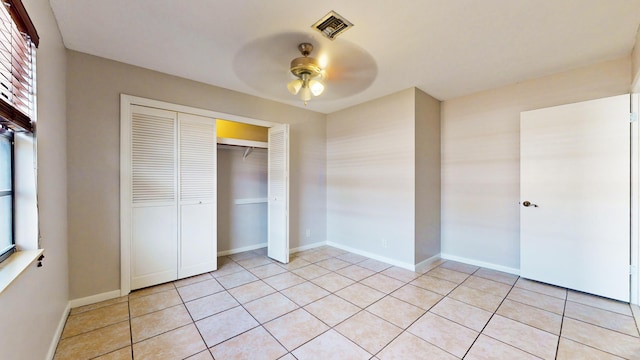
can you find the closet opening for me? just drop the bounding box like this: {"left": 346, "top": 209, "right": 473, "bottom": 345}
{"left": 216, "top": 119, "right": 269, "bottom": 256}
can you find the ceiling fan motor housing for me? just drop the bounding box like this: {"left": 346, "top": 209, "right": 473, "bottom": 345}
{"left": 290, "top": 56, "right": 322, "bottom": 78}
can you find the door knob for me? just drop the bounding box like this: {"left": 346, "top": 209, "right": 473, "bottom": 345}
{"left": 522, "top": 201, "right": 538, "bottom": 207}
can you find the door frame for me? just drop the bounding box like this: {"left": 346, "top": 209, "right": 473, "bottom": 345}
{"left": 120, "top": 94, "right": 281, "bottom": 296}
{"left": 631, "top": 93, "right": 639, "bottom": 305}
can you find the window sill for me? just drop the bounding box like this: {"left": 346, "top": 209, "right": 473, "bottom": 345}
{"left": 0, "top": 249, "right": 43, "bottom": 295}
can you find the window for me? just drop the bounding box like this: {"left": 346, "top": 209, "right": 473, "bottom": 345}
{"left": 0, "top": 128, "right": 13, "bottom": 262}
{"left": 0, "top": 0, "right": 37, "bottom": 264}
{"left": 0, "top": 0, "right": 38, "bottom": 133}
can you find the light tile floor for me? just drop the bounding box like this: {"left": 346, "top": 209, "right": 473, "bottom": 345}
{"left": 54, "top": 246, "right": 640, "bottom": 359}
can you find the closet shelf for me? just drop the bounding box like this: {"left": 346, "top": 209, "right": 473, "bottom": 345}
{"left": 217, "top": 137, "right": 268, "bottom": 149}
{"left": 234, "top": 198, "right": 268, "bottom": 205}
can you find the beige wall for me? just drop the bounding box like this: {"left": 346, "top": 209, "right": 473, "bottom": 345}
{"left": 0, "top": 1, "right": 69, "bottom": 359}
{"left": 633, "top": 27, "right": 640, "bottom": 91}
{"left": 441, "top": 57, "right": 631, "bottom": 272}
{"left": 414, "top": 89, "right": 441, "bottom": 263}
{"left": 327, "top": 88, "right": 417, "bottom": 266}
{"left": 67, "top": 51, "right": 326, "bottom": 299}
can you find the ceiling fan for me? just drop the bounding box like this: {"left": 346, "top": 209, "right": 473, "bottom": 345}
{"left": 287, "top": 43, "right": 325, "bottom": 104}
{"left": 232, "top": 32, "right": 377, "bottom": 109}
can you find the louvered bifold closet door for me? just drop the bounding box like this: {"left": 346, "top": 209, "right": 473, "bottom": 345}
{"left": 178, "top": 113, "right": 217, "bottom": 278}
{"left": 267, "top": 124, "right": 289, "bottom": 264}
{"left": 130, "top": 105, "right": 178, "bottom": 290}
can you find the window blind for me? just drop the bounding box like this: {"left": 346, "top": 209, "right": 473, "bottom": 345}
{"left": 0, "top": 0, "right": 38, "bottom": 133}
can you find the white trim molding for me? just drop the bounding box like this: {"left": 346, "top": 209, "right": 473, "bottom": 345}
{"left": 631, "top": 93, "right": 639, "bottom": 306}
{"left": 290, "top": 241, "right": 326, "bottom": 254}
{"left": 415, "top": 254, "right": 444, "bottom": 273}
{"left": 217, "top": 243, "right": 267, "bottom": 257}
{"left": 0, "top": 249, "right": 43, "bottom": 294}
{"left": 69, "top": 289, "right": 122, "bottom": 309}
{"left": 327, "top": 241, "right": 416, "bottom": 271}
{"left": 440, "top": 253, "right": 520, "bottom": 276}
{"left": 121, "top": 94, "right": 279, "bottom": 128}
{"left": 46, "top": 302, "right": 71, "bottom": 360}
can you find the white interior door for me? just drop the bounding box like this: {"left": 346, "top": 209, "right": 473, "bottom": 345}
{"left": 268, "top": 124, "right": 289, "bottom": 263}
{"left": 520, "top": 94, "right": 630, "bottom": 301}
{"left": 178, "top": 113, "right": 217, "bottom": 278}
{"left": 130, "top": 105, "right": 178, "bottom": 290}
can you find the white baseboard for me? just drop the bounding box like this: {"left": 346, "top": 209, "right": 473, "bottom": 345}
{"left": 440, "top": 253, "right": 520, "bottom": 276}
{"left": 69, "top": 289, "right": 122, "bottom": 309}
{"left": 218, "top": 241, "right": 325, "bottom": 257}
{"left": 290, "top": 241, "right": 327, "bottom": 254}
{"left": 46, "top": 302, "right": 71, "bottom": 360}
{"left": 217, "top": 243, "right": 267, "bottom": 257}
{"left": 326, "top": 241, "right": 415, "bottom": 271}
{"left": 415, "top": 254, "right": 443, "bottom": 273}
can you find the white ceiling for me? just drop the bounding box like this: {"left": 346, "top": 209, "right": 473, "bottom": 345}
{"left": 49, "top": 0, "right": 640, "bottom": 114}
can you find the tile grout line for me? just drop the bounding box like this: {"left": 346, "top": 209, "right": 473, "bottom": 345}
{"left": 369, "top": 263, "right": 492, "bottom": 358}
{"left": 211, "top": 256, "right": 278, "bottom": 353}
{"left": 558, "top": 316, "right": 640, "bottom": 358}
{"left": 466, "top": 270, "right": 497, "bottom": 358}
{"left": 57, "top": 247, "right": 638, "bottom": 360}
{"left": 276, "top": 249, "right": 398, "bottom": 357}
{"left": 560, "top": 291, "right": 634, "bottom": 359}
{"left": 293, "top": 252, "right": 398, "bottom": 358}
{"left": 209, "top": 251, "right": 347, "bottom": 357}
{"left": 443, "top": 267, "right": 487, "bottom": 360}
{"left": 502, "top": 284, "right": 623, "bottom": 359}
{"left": 62, "top": 257, "right": 489, "bottom": 359}
{"left": 55, "top": 250, "right": 406, "bottom": 359}
{"left": 555, "top": 295, "right": 567, "bottom": 360}
{"left": 267, "top": 250, "right": 360, "bottom": 357}
{"left": 632, "top": 304, "right": 640, "bottom": 337}
{"left": 564, "top": 297, "right": 637, "bottom": 318}
{"left": 317, "top": 255, "right": 635, "bottom": 359}
{"left": 462, "top": 270, "right": 572, "bottom": 359}
{"left": 220, "top": 263, "right": 294, "bottom": 356}
{"left": 561, "top": 308, "right": 640, "bottom": 338}
{"left": 456, "top": 273, "right": 548, "bottom": 360}
{"left": 366, "top": 263, "right": 475, "bottom": 358}
{"left": 127, "top": 296, "right": 134, "bottom": 359}
{"left": 176, "top": 280, "right": 215, "bottom": 359}
{"left": 503, "top": 290, "right": 640, "bottom": 341}
{"left": 276, "top": 251, "right": 377, "bottom": 357}
{"left": 371, "top": 290, "right": 454, "bottom": 358}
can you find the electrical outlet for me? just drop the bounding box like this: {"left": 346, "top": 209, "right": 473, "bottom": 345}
{"left": 382, "top": 238, "right": 388, "bottom": 248}
{"left": 306, "top": 229, "right": 311, "bottom": 238}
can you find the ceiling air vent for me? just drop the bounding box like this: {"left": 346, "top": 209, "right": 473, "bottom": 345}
{"left": 312, "top": 11, "right": 353, "bottom": 40}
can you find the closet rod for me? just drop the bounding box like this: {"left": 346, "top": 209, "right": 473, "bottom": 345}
{"left": 216, "top": 137, "right": 268, "bottom": 149}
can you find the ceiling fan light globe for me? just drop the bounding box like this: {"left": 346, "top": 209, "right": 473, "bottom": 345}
{"left": 309, "top": 80, "right": 324, "bottom": 96}
{"left": 287, "top": 79, "right": 303, "bottom": 95}
{"left": 300, "top": 86, "right": 311, "bottom": 102}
